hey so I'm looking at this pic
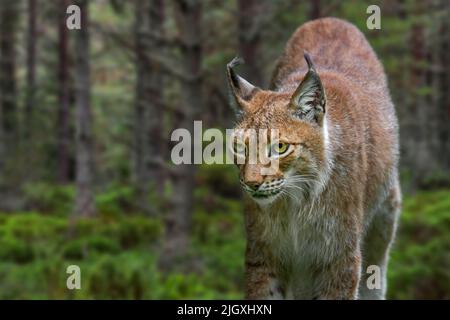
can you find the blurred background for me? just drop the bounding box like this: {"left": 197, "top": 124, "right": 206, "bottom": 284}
{"left": 0, "top": 0, "right": 448, "bottom": 299}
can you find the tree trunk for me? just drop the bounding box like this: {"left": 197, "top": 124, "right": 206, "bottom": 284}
{"left": 0, "top": 1, "right": 20, "bottom": 210}
{"left": 309, "top": 0, "right": 321, "bottom": 19}
{"left": 436, "top": 0, "right": 450, "bottom": 175}
{"left": 74, "top": 0, "right": 96, "bottom": 217}
{"left": 25, "top": 0, "right": 37, "bottom": 139}
{"left": 161, "top": 0, "right": 202, "bottom": 267}
{"left": 57, "top": 0, "right": 71, "bottom": 184}
{"left": 133, "top": 0, "right": 165, "bottom": 215}
{"left": 237, "top": 0, "right": 262, "bottom": 85}
{"left": 408, "top": 21, "right": 430, "bottom": 188}
{"left": 147, "top": 0, "right": 165, "bottom": 196}
{"left": 0, "top": 1, "right": 20, "bottom": 156}
{"left": 404, "top": 1, "right": 449, "bottom": 189}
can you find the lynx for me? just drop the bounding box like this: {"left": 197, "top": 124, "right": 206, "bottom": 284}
{"left": 227, "top": 18, "right": 401, "bottom": 299}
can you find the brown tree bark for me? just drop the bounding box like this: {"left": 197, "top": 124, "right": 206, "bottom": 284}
{"left": 147, "top": 0, "right": 165, "bottom": 196}
{"left": 133, "top": 0, "right": 165, "bottom": 215}
{"left": 0, "top": 0, "right": 20, "bottom": 210}
{"left": 309, "top": 0, "right": 321, "bottom": 19}
{"left": 404, "top": 0, "right": 450, "bottom": 189}
{"left": 408, "top": 21, "right": 431, "bottom": 188}
{"left": 25, "top": 0, "right": 37, "bottom": 139}
{"left": 436, "top": 0, "right": 450, "bottom": 174}
{"left": 57, "top": 0, "right": 72, "bottom": 184}
{"left": 0, "top": 1, "right": 20, "bottom": 151}
{"left": 237, "top": 0, "right": 262, "bottom": 85}
{"left": 74, "top": 0, "right": 96, "bottom": 217}
{"left": 161, "top": 0, "right": 203, "bottom": 267}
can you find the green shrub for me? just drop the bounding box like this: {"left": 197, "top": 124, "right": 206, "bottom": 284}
{"left": 62, "top": 236, "right": 121, "bottom": 260}
{"left": 0, "top": 237, "right": 35, "bottom": 263}
{"left": 387, "top": 190, "right": 450, "bottom": 299}
{"left": 1, "top": 213, "right": 67, "bottom": 241}
{"left": 0, "top": 189, "right": 447, "bottom": 299}
{"left": 197, "top": 164, "right": 241, "bottom": 199}
{"left": 83, "top": 252, "right": 158, "bottom": 299}
{"left": 22, "top": 183, "right": 75, "bottom": 215}
{"left": 160, "top": 273, "right": 213, "bottom": 299}
{"left": 115, "top": 217, "right": 162, "bottom": 248}
{"left": 95, "top": 185, "right": 135, "bottom": 216}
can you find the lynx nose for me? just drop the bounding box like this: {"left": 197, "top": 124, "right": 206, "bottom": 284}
{"left": 246, "top": 181, "right": 261, "bottom": 191}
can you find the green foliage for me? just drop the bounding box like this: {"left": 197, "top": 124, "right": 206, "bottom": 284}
{"left": 0, "top": 0, "right": 446, "bottom": 301}
{"left": 62, "top": 236, "right": 121, "bottom": 260}
{"left": 388, "top": 190, "right": 450, "bottom": 299}
{"left": 113, "top": 216, "right": 163, "bottom": 248}
{"left": 419, "top": 171, "right": 450, "bottom": 190}
{"left": 84, "top": 253, "right": 157, "bottom": 299}
{"left": 197, "top": 163, "right": 241, "bottom": 199}
{"left": 0, "top": 188, "right": 449, "bottom": 299}
{"left": 22, "top": 183, "right": 75, "bottom": 215}
{"left": 0, "top": 209, "right": 164, "bottom": 299}
{"left": 95, "top": 185, "right": 135, "bottom": 216}
{"left": 0, "top": 237, "right": 35, "bottom": 263}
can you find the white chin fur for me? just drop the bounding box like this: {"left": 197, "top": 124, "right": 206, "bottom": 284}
{"left": 252, "top": 193, "right": 281, "bottom": 207}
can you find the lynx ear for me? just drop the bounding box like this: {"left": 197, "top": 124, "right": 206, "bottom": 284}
{"left": 290, "top": 53, "right": 326, "bottom": 125}
{"left": 226, "top": 56, "right": 261, "bottom": 114}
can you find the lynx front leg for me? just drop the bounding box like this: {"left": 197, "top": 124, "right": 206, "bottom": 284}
{"left": 244, "top": 203, "right": 283, "bottom": 299}
{"left": 245, "top": 262, "right": 283, "bottom": 299}
{"left": 313, "top": 250, "right": 362, "bottom": 300}
{"left": 245, "top": 242, "right": 283, "bottom": 299}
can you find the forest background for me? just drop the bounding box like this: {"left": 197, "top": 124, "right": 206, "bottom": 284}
{"left": 0, "top": 0, "right": 448, "bottom": 299}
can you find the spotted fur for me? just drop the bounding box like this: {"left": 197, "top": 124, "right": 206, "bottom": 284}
{"left": 227, "top": 18, "right": 401, "bottom": 300}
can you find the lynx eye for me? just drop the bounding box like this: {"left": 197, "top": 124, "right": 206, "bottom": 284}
{"left": 233, "top": 141, "right": 247, "bottom": 157}
{"left": 269, "top": 142, "right": 290, "bottom": 157}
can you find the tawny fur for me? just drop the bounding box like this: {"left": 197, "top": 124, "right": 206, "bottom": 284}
{"left": 229, "top": 18, "right": 401, "bottom": 300}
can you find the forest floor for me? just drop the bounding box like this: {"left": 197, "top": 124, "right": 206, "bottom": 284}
{"left": 0, "top": 187, "right": 448, "bottom": 299}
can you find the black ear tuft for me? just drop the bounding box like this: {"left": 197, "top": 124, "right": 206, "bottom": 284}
{"left": 304, "top": 51, "right": 316, "bottom": 72}
{"left": 227, "top": 56, "right": 245, "bottom": 69}
{"left": 227, "top": 56, "right": 245, "bottom": 93}
{"left": 226, "top": 55, "right": 260, "bottom": 114}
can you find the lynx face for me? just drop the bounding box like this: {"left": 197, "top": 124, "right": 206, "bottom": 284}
{"left": 227, "top": 55, "right": 327, "bottom": 206}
